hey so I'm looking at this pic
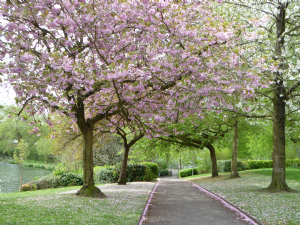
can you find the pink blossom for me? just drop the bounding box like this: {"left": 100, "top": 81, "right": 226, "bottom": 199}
{"left": 20, "top": 53, "right": 33, "bottom": 62}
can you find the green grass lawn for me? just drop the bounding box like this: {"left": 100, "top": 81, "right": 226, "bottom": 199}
{"left": 185, "top": 168, "right": 300, "bottom": 225}
{"left": 0, "top": 182, "right": 155, "bottom": 225}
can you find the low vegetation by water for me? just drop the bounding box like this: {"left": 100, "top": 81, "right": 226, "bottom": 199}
{"left": 0, "top": 182, "right": 155, "bottom": 225}
{"left": 185, "top": 168, "right": 300, "bottom": 225}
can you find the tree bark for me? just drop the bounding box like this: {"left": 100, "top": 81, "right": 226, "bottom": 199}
{"left": 76, "top": 121, "right": 105, "bottom": 198}
{"left": 230, "top": 117, "right": 240, "bottom": 178}
{"left": 205, "top": 143, "right": 218, "bottom": 177}
{"left": 265, "top": 95, "right": 292, "bottom": 192}
{"left": 118, "top": 144, "right": 130, "bottom": 185}
{"left": 265, "top": 2, "right": 293, "bottom": 192}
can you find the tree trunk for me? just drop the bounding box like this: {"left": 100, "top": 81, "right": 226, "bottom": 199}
{"left": 230, "top": 117, "right": 240, "bottom": 178}
{"left": 265, "top": 3, "right": 293, "bottom": 192}
{"left": 76, "top": 127, "right": 105, "bottom": 198}
{"left": 265, "top": 96, "right": 292, "bottom": 192}
{"left": 118, "top": 144, "right": 130, "bottom": 185}
{"left": 206, "top": 143, "right": 218, "bottom": 177}
{"left": 20, "top": 168, "right": 23, "bottom": 191}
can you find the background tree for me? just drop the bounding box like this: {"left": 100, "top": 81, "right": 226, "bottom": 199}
{"left": 221, "top": 0, "right": 300, "bottom": 191}
{"left": 13, "top": 139, "right": 30, "bottom": 191}
{"left": 0, "top": 105, "right": 49, "bottom": 160}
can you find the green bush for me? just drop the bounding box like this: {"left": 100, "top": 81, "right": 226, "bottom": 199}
{"left": 243, "top": 160, "right": 273, "bottom": 169}
{"left": 143, "top": 167, "right": 155, "bottom": 181}
{"left": 8, "top": 159, "right": 17, "bottom": 164}
{"left": 33, "top": 173, "right": 83, "bottom": 190}
{"left": 141, "top": 162, "right": 159, "bottom": 178}
{"left": 53, "top": 167, "right": 67, "bottom": 176}
{"left": 33, "top": 164, "right": 46, "bottom": 169}
{"left": 46, "top": 165, "right": 55, "bottom": 170}
{"left": 124, "top": 163, "right": 148, "bottom": 182}
{"left": 95, "top": 167, "right": 118, "bottom": 183}
{"left": 95, "top": 163, "right": 156, "bottom": 183}
{"left": 286, "top": 159, "right": 300, "bottom": 167}
{"left": 217, "top": 160, "right": 247, "bottom": 172}
{"left": 34, "top": 175, "right": 57, "bottom": 189}
{"left": 24, "top": 163, "right": 33, "bottom": 167}
{"left": 159, "top": 169, "right": 170, "bottom": 176}
{"left": 60, "top": 173, "right": 83, "bottom": 187}
{"left": 179, "top": 167, "right": 199, "bottom": 177}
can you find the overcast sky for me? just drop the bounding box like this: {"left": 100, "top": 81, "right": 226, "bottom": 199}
{"left": 0, "top": 86, "right": 16, "bottom": 106}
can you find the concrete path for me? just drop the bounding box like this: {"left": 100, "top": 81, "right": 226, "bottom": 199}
{"left": 139, "top": 172, "right": 259, "bottom": 225}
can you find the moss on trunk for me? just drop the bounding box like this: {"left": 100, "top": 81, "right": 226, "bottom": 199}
{"left": 76, "top": 185, "right": 105, "bottom": 198}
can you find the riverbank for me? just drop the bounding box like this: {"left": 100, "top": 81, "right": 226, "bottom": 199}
{"left": 0, "top": 182, "right": 155, "bottom": 224}
{"left": 0, "top": 161, "right": 53, "bottom": 193}
{"left": 4, "top": 158, "right": 56, "bottom": 170}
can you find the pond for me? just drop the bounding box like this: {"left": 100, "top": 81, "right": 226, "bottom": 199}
{"left": 0, "top": 162, "right": 52, "bottom": 193}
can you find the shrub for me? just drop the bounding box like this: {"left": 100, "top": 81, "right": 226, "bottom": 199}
{"left": 8, "top": 159, "right": 17, "bottom": 164}
{"left": 24, "top": 163, "right": 33, "bottom": 167}
{"left": 286, "top": 159, "right": 300, "bottom": 167}
{"left": 243, "top": 160, "right": 273, "bottom": 169}
{"left": 21, "top": 183, "right": 36, "bottom": 192}
{"left": 46, "top": 165, "right": 55, "bottom": 170}
{"left": 95, "top": 167, "right": 118, "bottom": 183}
{"left": 141, "top": 162, "right": 159, "bottom": 178}
{"left": 217, "top": 160, "right": 247, "bottom": 172}
{"left": 33, "top": 173, "right": 83, "bottom": 190}
{"left": 143, "top": 167, "right": 155, "bottom": 181}
{"left": 60, "top": 173, "right": 83, "bottom": 187}
{"left": 33, "top": 164, "right": 45, "bottom": 169}
{"left": 53, "top": 167, "right": 67, "bottom": 176}
{"left": 34, "top": 175, "right": 56, "bottom": 189}
{"left": 159, "top": 169, "right": 169, "bottom": 176}
{"left": 124, "top": 163, "right": 148, "bottom": 182}
{"left": 178, "top": 167, "right": 209, "bottom": 177}
{"left": 95, "top": 163, "right": 157, "bottom": 183}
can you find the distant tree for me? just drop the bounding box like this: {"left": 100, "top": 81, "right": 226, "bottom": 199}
{"left": 13, "top": 139, "right": 30, "bottom": 191}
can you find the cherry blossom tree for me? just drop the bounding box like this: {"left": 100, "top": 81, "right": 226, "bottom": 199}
{"left": 0, "top": 0, "right": 264, "bottom": 197}
{"left": 222, "top": 0, "right": 300, "bottom": 192}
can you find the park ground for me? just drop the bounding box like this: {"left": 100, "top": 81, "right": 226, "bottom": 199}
{"left": 1, "top": 168, "right": 299, "bottom": 225}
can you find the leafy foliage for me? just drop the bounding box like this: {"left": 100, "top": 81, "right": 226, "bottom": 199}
{"left": 94, "top": 163, "right": 158, "bottom": 183}
{"left": 141, "top": 162, "right": 159, "bottom": 178}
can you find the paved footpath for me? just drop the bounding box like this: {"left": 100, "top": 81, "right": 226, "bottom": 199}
{"left": 139, "top": 172, "right": 259, "bottom": 225}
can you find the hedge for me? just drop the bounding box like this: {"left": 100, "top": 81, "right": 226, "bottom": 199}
{"left": 159, "top": 169, "right": 170, "bottom": 176}
{"left": 141, "top": 162, "right": 159, "bottom": 178}
{"left": 94, "top": 162, "right": 158, "bottom": 183}
{"left": 33, "top": 173, "right": 83, "bottom": 190}
{"left": 179, "top": 159, "right": 300, "bottom": 178}
{"left": 217, "top": 160, "right": 247, "bottom": 172}
{"left": 179, "top": 167, "right": 205, "bottom": 177}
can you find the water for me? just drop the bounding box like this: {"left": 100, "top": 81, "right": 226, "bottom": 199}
{"left": 0, "top": 162, "right": 52, "bottom": 193}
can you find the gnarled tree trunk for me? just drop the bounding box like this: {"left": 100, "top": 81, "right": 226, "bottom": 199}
{"left": 206, "top": 143, "right": 218, "bottom": 177}
{"left": 230, "top": 117, "right": 240, "bottom": 178}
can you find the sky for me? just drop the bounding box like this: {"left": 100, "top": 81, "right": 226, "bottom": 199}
{"left": 0, "top": 85, "right": 16, "bottom": 106}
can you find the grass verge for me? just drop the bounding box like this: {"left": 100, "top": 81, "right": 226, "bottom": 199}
{"left": 0, "top": 182, "right": 156, "bottom": 225}
{"left": 184, "top": 168, "right": 300, "bottom": 225}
